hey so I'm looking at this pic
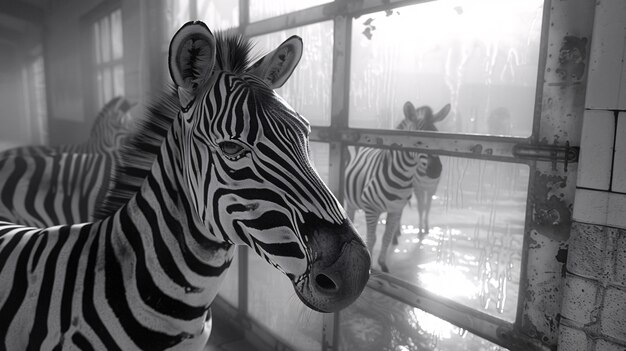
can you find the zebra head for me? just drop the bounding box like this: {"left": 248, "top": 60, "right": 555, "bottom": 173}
{"left": 401, "top": 101, "right": 451, "bottom": 132}
{"left": 168, "top": 21, "right": 370, "bottom": 312}
{"left": 90, "top": 96, "right": 137, "bottom": 151}
{"left": 402, "top": 101, "right": 450, "bottom": 176}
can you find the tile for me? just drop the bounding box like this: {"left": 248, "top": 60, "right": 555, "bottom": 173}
{"left": 607, "top": 193, "right": 626, "bottom": 230}
{"left": 561, "top": 274, "right": 600, "bottom": 324}
{"left": 585, "top": 0, "right": 626, "bottom": 109}
{"left": 567, "top": 222, "right": 608, "bottom": 279}
{"left": 614, "top": 228, "right": 626, "bottom": 288}
{"left": 599, "top": 287, "right": 626, "bottom": 341}
{"left": 573, "top": 189, "right": 609, "bottom": 226}
{"left": 612, "top": 113, "right": 626, "bottom": 193}
{"left": 557, "top": 325, "right": 589, "bottom": 351}
{"left": 577, "top": 110, "right": 615, "bottom": 191}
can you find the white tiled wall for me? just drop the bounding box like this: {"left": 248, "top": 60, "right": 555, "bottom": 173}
{"left": 608, "top": 193, "right": 626, "bottom": 228}
{"left": 573, "top": 189, "right": 609, "bottom": 225}
{"left": 561, "top": 2, "right": 626, "bottom": 350}
{"left": 575, "top": 0, "right": 626, "bottom": 230}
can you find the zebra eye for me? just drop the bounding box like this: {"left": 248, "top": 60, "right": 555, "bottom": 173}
{"left": 219, "top": 141, "right": 247, "bottom": 160}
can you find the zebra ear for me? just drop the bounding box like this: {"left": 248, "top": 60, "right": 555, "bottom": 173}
{"left": 168, "top": 21, "right": 216, "bottom": 108}
{"left": 403, "top": 101, "right": 417, "bottom": 120}
{"left": 433, "top": 103, "right": 451, "bottom": 122}
{"left": 248, "top": 35, "right": 303, "bottom": 89}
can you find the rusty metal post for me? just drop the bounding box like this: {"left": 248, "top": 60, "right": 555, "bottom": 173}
{"left": 517, "top": 0, "right": 595, "bottom": 348}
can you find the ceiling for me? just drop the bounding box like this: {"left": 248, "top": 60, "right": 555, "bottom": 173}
{"left": 0, "top": 0, "right": 48, "bottom": 46}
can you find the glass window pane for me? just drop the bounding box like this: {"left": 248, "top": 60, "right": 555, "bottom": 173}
{"left": 349, "top": 0, "right": 544, "bottom": 137}
{"left": 250, "top": 0, "right": 331, "bottom": 22}
{"left": 197, "top": 0, "right": 238, "bottom": 30}
{"left": 345, "top": 150, "right": 529, "bottom": 322}
{"left": 113, "top": 65, "right": 125, "bottom": 97}
{"left": 93, "top": 22, "right": 101, "bottom": 64}
{"left": 217, "top": 250, "right": 238, "bottom": 308}
{"left": 248, "top": 253, "right": 322, "bottom": 350}
{"left": 164, "top": 0, "right": 191, "bottom": 41}
{"left": 252, "top": 21, "right": 333, "bottom": 126}
{"left": 100, "top": 16, "right": 111, "bottom": 63}
{"left": 339, "top": 287, "right": 509, "bottom": 350}
{"left": 102, "top": 67, "right": 113, "bottom": 106}
{"left": 111, "top": 9, "right": 123, "bottom": 60}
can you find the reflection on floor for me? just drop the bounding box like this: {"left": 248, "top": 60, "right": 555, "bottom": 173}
{"left": 206, "top": 288, "right": 510, "bottom": 351}
{"left": 339, "top": 287, "right": 509, "bottom": 351}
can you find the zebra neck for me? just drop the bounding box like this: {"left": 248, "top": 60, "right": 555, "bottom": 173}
{"left": 104, "top": 152, "right": 235, "bottom": 328}
{"left": 389, "top": 149, "right": 421, "bottom": 176}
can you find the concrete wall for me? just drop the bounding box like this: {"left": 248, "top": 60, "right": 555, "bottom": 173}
{"left": 558, "top": 0, "right": 626, "bottom": 350}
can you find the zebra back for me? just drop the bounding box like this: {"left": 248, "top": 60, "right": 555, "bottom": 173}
{"left": 0, "top": 152, "right": 112, "bottom": 227}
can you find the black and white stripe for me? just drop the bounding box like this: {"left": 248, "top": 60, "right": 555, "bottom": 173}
{"left": 0, "top": 22, "right": 369, "bottom": 351}
{"left": 345, "top": 101, "right": 449, "bottom": 272}
{"left": 0, "top": 97, "right": 136, "bottom": 227}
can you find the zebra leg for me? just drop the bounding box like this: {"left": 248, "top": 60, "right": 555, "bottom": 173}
{"left": 392, "top": 226, "right": 400, "bottom": 246}
{"left": 378, "top": 211, "right": 402, "bottom": 273}
{"left": 392, "top": 206, "right": 403, "bottom": 246}
{"left": 364, "top": 210, "right": 380, "bottom": 262}
{"left": 424, "top": 191, "right": 433, "bottom": 235}
{"left": 415, "top": 188, "right": 426, "bottom": 236}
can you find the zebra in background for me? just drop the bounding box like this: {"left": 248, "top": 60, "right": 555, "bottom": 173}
{"left": 345, "top": 101, "right": 450, "bottom": 272}
{"left": 1, "top": 96, "right": 136, "bottom": 157}
{"left": 0, "top": 96, "right": 138, "bottom": 227}
{"left": 0, "top": 22, "right": 370, "bottom": 350}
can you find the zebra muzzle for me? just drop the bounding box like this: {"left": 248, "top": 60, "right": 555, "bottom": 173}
{"left": 295, "top": 218, "right": 370, "bottom": 312}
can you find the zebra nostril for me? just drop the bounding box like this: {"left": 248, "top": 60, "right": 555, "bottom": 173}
{"left": 315, "top": 273, "right": 339, "bottom": 292}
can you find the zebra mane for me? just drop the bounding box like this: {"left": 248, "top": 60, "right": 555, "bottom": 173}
{"left": 94, "top": 31, "right": 257, "bottom": 219}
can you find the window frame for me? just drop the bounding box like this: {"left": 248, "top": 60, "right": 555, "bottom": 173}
{"left": 81, "top": 0, "right": 124, "bottom": 119}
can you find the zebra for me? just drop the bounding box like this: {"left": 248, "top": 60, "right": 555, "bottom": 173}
{"left": 1, "top": 96, "right": 136, "bottom": 157}
{"left": 345, "top": 101, "right": 450, "bottom": 272}
{"left": 0, "top": 96, "right": 137, "bottom": 227}
{"left": 0, "top": 21, "right": 370, "bottom": 351}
